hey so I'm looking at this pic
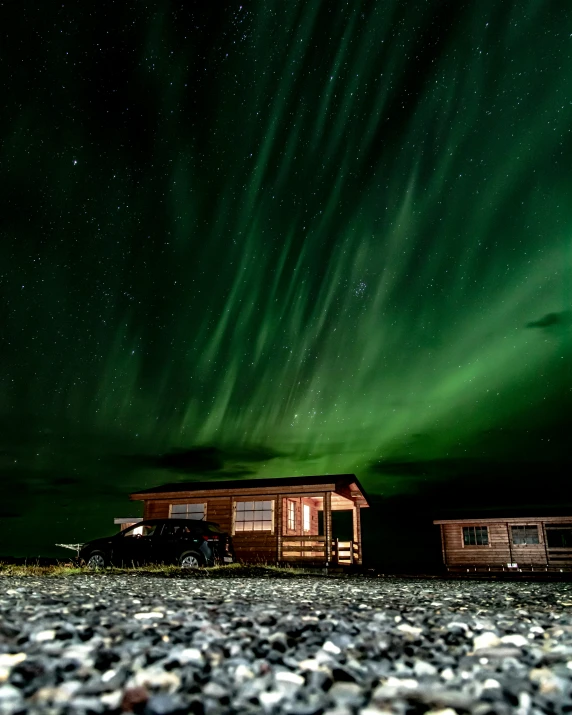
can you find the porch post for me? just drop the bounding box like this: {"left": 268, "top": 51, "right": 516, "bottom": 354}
{"left": 353, "top": 503, "right": 362, "bottom": 565}
{"left": 276, "top": 495, "right": 282, "bottom": 565}
{"left": 324, "top": 491, "right": 332, "bottom": 564}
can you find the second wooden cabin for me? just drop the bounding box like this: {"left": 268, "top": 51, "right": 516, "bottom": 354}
{"left": 434, "top": 516, "right": 572, "bottom": 571}
{"left": 128, "top": 473, "right": 370, "bottom": 567}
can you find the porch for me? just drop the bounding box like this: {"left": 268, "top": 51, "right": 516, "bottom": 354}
{"left": 277, "top": 489, "right": 364, "bottom": 566}
{"left": 281, "top": 536, "right": 360, "bottom": 565}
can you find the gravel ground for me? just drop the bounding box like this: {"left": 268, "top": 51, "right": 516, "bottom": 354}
{"left": 1, "top": 576, "right": 572, "bottom": 715}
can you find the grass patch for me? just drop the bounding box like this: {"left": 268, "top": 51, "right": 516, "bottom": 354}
{"left": 0, "top": 561, "right": 324, "bottom": 578}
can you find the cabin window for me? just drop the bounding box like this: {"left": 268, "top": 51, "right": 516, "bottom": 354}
{"left": 546, "top": 526, "right": 572, "bottom": 548}
{"left": 463, "top": 526, "right": 489, "bottom": 546}
{"left": 303, "top": 503, "right": 311, "bottom": 532}
{"left": 170, "top": 503, "right": 205, "bottom": 520}
{"left": 511, "top": 525, "right": 539, "bottom": 545}
{"left": 287, "top": 500, "right": 296, "bottom": 531}
{"left": 234, "top": 500, "right": 274, "bottom": 532}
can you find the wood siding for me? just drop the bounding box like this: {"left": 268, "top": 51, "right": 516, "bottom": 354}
{"left": 436, "top": 518, "right": 572, "bottom": 569}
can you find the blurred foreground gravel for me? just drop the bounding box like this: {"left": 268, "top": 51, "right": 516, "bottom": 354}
{"left": 1, "top": 576, "right": 572, "bottom": 715}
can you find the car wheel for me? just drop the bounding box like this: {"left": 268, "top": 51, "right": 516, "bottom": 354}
{"left": 86, "top": 552, "right": 106, "bottom": 569}
{"left": 179, "top": 551, "right": 202, "bottom": 568}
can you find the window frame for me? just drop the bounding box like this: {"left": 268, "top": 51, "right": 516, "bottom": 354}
{"left": 232, "top": 499, "right": 275, "bottom": 534}
{"left": 287, "top": 500, "right": 296, "bottom": 531}
{"left": 510, "top": 524, "right": 540, "bottom": 546}
{"left": 461, "top": 525, "right": 490, "bottom": 547}
{"left": 169, "top": 502, "right": 206, "bottom": 520}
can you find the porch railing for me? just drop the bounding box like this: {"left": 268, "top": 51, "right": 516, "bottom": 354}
{"left": 281, "top": 536, "right": 359, "bottom": 564}
{"left": 331, "top": 539, "right": 359, "bottom": 565}
{"left": 282, "top": 536, "right": 326, "bottom": 560}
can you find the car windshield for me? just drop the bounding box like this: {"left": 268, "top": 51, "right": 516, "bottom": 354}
{"left": 206, "top": 523, "right": 223, "bottom": 534}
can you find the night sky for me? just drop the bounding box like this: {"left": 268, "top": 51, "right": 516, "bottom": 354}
{"left": 1, "top": 1, "right": 571, "bottom": 564}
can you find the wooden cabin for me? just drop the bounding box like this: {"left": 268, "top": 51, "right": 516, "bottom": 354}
{"left": 128, "top": 474, "right": 370, "bottom": 566}
{"left": 434, "top": 516, "right": 572, "bottom": 571}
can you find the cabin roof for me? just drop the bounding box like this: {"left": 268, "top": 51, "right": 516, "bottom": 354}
{"left": 130, "top": 473, "right": 370, "bottom": 507}
{"left": 434, "top": 515, "right": 572, "bottom": 525}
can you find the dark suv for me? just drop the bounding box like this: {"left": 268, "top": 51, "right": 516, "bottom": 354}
{"left": 79, "top": 519, "right": 235, "bottom": 568}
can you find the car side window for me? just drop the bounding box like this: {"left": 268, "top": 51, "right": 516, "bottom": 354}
{"left": 122, "top": 523, "right": 157, "bottom": 538}
{"left": 161, "top": 523, "right": 196, "bottom": 539}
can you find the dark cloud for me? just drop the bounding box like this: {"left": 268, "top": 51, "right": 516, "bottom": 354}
{"left": 122, "top": 445, "right": 285, "bottom": 475}
{"left": 526, "top": 311, "right": 572, "bottom": 329}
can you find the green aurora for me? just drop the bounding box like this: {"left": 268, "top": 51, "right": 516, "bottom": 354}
{"left": 1, "top": 0, "right": 571, "bottom": 558}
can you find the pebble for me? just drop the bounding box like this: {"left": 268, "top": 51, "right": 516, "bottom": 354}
{"left": 414, "top": 660, "right": 438, "bottom": 677}
{"left": 0, "top": 684, "right": 24, "bottom": 714}
{"left": 0, "top": 576, "right": 571, "bottom": 714}
{"left": 501, "top": 634, "right": 528, "bottom": 647}
{"left": 473, "top": 632, "right": 501, "bottom": 650}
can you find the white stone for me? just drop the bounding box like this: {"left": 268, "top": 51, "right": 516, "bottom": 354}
{"left": 414, "top": 660, "right": 437, "bottom": 677}
{"left": 259, "top": 690, "right": 284, "bottom": 708}
{"left": 0, "top": 654, "right": 26, "bottom": 668}
{"left": 389, "top": 677, "right": 418, "bottom": 690}
{"left": 134, "top": 611, "right": 164, "bottom": 620}
{"left": 234, "top": 664, "right": 255, "bottom": 683}
{"left": 424, "top": 709, "right": 458, "bottom": 715}
{"left": 373, "top": 677, "right": 419, "bottom": 699}
{"left": 33, "top": 629, "right": 56, "bottom": 642}
{"left": 440, "top": 668, "right": 455, "bottom": 681}
{"left": 397, "top": 624, "right": 422, "bottom": 636}
{"left": 323, "top": 640, "right": 341, "bottom": 655}
{"left": 298, "top": 659, "right": 322, "bottom": 671}
{"left": 447, "top": 622, "right": 470, "bottom": 632}
{"left": 500, "top": 634, "right": 528, "bottom": 647}
{"left": 275, "top": 671, "right": 305, "bottom": 686}
{"left": 473, "top": 632, "right": 501, "bottom": 650}
{"left": 482, "top": 679, "right": 501, "bottom": 689}
{"left": 178, "top": 648, "right": 204, "bottom": 666}
{"left": 517, "top": 691, "right": 532, "bottom": 714}
{"left": 0, "top": 684, "right": 24, "bottom": 710}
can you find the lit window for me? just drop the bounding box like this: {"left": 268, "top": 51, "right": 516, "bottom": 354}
{"left": 303, "top": 503, "right": 310, "bottom": 532}
{"left": 463, "top": 526, "right": 488, "bottom": 546}
{"left": 170, "top": 503, "right": 205, "bottom": 520}
{"left": 235, "top": 501, "right": 273, "bottom": 532}
{"left": 511, "top": 525, "right": 539, "bottom": 545}
{"left": 287, "top": 501, "right": 296, "bottom": 531}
